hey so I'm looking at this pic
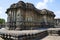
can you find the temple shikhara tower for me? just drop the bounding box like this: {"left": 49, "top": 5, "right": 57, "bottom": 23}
{"left": 6, "top": 1, "right": 55, "bottom": 30}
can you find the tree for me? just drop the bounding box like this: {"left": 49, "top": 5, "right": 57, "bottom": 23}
{"left": 0, "top": 19, "right": 5, "bottom": 24}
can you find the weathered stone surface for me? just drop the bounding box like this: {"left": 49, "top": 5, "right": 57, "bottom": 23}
{"left": 0, "top": 37, "right": 4, "bottom": 40}
{"left": 6, "top": 1, "right": 55, "bottom": 30}
{"left": 42, "top": 36, "right": 60, "bottom": 40}
{"left": 0, "top": 29, "right": 48, "bottom": 40}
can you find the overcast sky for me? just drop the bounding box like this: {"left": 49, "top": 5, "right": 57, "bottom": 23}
{"left": 0, "top": 0, "right": 60, "bottom": 21}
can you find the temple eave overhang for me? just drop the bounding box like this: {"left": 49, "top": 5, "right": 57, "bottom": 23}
{"left": 6, "top": 1, "right": 55, "bottom": 17}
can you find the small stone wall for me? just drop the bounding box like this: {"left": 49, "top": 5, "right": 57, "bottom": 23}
{"left": 47, "top": 28, "right": 60, "bottom": 36}
{"left": 0, "top": 30, "right": 48, "bottom": 40}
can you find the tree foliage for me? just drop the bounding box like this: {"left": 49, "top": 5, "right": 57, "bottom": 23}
{"left": 0, "top": 19, "right": 5, "bottom": 24}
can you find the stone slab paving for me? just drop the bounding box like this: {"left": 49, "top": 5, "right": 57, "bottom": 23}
{"left": 42, "top": 36, "right": 60, "bottom": 40}
{"left": 0, "top": 37, "right": 4, "bottom": 40}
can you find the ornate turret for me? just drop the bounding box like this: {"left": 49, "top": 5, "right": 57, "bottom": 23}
{"left": 41, "top": 9, "right": 55, "bottom": 17}
{"left": 10, "top": 1, "right": 26, "bottom": 8}
{"left": 26, "top": 3, "right": 35, "bottom": 9}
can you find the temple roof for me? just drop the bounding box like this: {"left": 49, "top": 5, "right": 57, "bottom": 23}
{"left": 6, "top": 1, "right": 55, "bottom": 17}
{"left": 41, "top": 9, "right": 55, "bottom": 16}
{"left": 10, "top": 1, "right": 35, "bottom": 9}
{"left": 26, "top": 3, "right": 35, "bottom": 9}
{"left": 10, "top": 1, "right": 26, "bottom": 8}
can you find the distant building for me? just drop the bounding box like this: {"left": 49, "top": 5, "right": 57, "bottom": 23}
{"left": 0, "top": 24, "right": 5, "bottom": 29}
{"left": 6, "top": 1, "right": 55, "bottom": 30}
{"left": 0, "top": 19, "right": 5, "bottom": 29}
{"left": 54, "top": 18, "right": 60, "bottom": 28}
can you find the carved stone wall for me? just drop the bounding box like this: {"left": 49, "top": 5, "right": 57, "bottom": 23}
{"left": 6, "top": 1, "right": 55, "bottom": 30}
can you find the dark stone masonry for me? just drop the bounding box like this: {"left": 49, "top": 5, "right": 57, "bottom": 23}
{"left": 6, "top": 1, "right": 55, "bottom": 30}
{"left": 1, "top": 1, "right": 60, "bottom": 40}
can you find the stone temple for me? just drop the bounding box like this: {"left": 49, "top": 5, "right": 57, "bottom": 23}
{"left": 1, "top": 1, "right": 60, "bottom": 40}
{"left": 6, "top": 1, "right": 55, "bottom": 30}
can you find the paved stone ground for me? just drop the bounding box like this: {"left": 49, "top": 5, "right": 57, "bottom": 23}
{"left": 0, "top": 37, "right": 4, "bottom": 40}
{"left": 42, "top": 35, "right": 60, "bottom": 40}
